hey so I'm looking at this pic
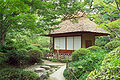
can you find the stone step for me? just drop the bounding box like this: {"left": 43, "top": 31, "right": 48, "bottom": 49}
{"left": 34, "top": 68, "right": 46, "bottom": 73}
{"left": 40, "top": 66, "right": 51, "bottom": 70}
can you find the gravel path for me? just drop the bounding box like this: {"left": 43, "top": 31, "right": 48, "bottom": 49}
{"left": 48, "top": 65, "right": 66, "bottom": 80}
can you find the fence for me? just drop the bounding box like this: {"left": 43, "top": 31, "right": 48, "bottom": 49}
{"left": 45, "top": 52, "right": 72, "bottom": 60}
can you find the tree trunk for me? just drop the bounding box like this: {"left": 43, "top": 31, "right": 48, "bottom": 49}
{"left": 0, "top": 32, "right": 6, "bottom": 49}
{"left": 0, "top": 26, "right": 7, "bottom": 49}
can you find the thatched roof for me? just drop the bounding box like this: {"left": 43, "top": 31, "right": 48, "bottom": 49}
{"left": 47, "top": 12, "right": 110, "bottom": 36}
{"left": 45, "top": 12, "right": 110, "bottom": 36}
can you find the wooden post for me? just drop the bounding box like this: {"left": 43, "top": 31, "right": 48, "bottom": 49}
{"left": 56, "top": 46, "right": 60, "bottom": 60}
{"left": 57, "top": 50, "right": 59, "bottom": 60}
{"left": 66, "top": 62, "right": 68, "bottom": 68}
{"left": 48, "top": 53, "right": 49, "bottom": 59}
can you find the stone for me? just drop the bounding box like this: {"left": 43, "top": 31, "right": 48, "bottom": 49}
{"left": 34, "top": 68, "right": 46, "bottom": 73}
{"left": 40, "top": 66, "right": 51, "bottom": 70}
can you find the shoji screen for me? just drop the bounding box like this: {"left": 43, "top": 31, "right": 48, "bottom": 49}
{"left": 74, "top": 36, "right": 81, "bottom": 50}
{"left": 67, "top": 37, "right": 73, "bottom": 50}
{"left": 54, "top": 38, "right": 59, "bottom": 49}
{"left": 59, "top": 37, "right": 65, "bottom": 49}
{"left": 54, "top": 37, "right": 65, "bottom": 50}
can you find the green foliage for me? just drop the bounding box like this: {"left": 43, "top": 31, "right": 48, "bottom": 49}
{"left": 87, "top": 46, "right": 102, "bottom": 51}
{"left": 2, "top": 48, "right": 43, "bottom": 66}
{"left": 41, "top": 48, "right": 51, "bottom": 58}
{"left": 103, "top": 0, "right": 114, "bottom": 4}
{"left": 64, "top": 50, "right": 107, "bottom": 80}
{"left": 88, "top": 0, "right": 120, "bottom": 39}
{"left": 0, "top": 52, "right": 8, "bottom": 65}
{"left": 60, "top": 59, "right": 70, "bottom": 63}
{"left": 5, "top": 30, "right": 50, "bottom": 52}
{"left": 0, "top": 68, "right": 39, "bottom": 80}
{"left": 0, "top": 0, "right": 96, "bottom": 51}
{"left": 28, "top": 49, "right": 43, "bottom": 65}
{"left": 49, "top": 58, "right": 58, "bottom": 62}
{"left": 38, "top": 37, "right": 50, "bottom": 48}
{"left": 95, "top": 36, "right": 110, "bottom": 47}
{"left": 72, "top": 48, "right": 89, "bottom": 61}
{"left": 111, "top": 37, "right": 120, "bottom": 41}
{"left": 26, "top": 44, "right": 40, "bottom": 50}
{"left": 6, "top": 49, "right": 30, "bottom": 66}
{"left": 87, "top": 47, "right": 120, "bottom": 80}
{"left": 104, "top": 41, "right": 120, "bottom": 51}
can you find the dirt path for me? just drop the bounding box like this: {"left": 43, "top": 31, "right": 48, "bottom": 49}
{"left": 43, "top": 60, "right": 66, "bottom": 66}
{"left": 43, "top": 60, "right": 66, "bottom": 80}
{"left": 44, "top": 60, "right": 66, "bottom": 80}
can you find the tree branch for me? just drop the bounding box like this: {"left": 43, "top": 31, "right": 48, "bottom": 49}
{"left": 105, "top": 25, "right": 120, "bottom": 38}
{"left": 90, "top": 0, "right": 93, "bottom": 9}
{"left": 115, "top": 0, "right": 120, "bottom": 11}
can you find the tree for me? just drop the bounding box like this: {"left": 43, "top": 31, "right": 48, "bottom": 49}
{"left": 1, "top": 0, "right": 92, "bottom": 50}
{"left": 0, "top": 0, "right": 38, "bottom": 49}
{"left": 88, "top": 0, "right": 120, "bottom": 38}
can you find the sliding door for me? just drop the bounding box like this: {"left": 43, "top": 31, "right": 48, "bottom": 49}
{"left": 67, "top": 36, "right": 81, "bottom": 50}
{"left": 54, "top": 36, "right": 81, "bottom": 50}
{"left": 74, "top": 36, "right": 81, "bottom": 50}
{"left": 54, "top": 37, "right": 65, "bottom": 50}
{"left": 67, "top": 37, "right": 74, "bottom": 50}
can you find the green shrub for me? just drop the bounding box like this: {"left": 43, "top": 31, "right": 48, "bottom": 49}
{"left": 87, "top": 47, "right": 120, "bottom": 80}
{"left": 0, "top": 68, "right": 39, "bottom": 80}
{"left": 4, "top": 38, "right": 29, "bottom": 53}
{"left": 28, "top": 49, "right": 43, "bottom": 65}
{"left": 104, "top": 41, "right": 120, "bottom": 51}
{"left": 50, "top": 58, "right": 58, "bottom": 62}
{"left": 41, "top": 48, "right": 50, "bottom": 58}
{"left": 72, "top": 48, "right": 89, "bottom": 61}
{"left": 7, "top": 49, "right": 30, "bottom": 66}
{"left": 64, "top": 50, "right": 107, "bottom": 80}
{"left": 87, "top": 46, "right": 102, "bottom": 51}
{"left": 95, "top": 36, "right": 110, "bottom": 47}
{"left": 0, "top": 52, "right": 8, "bottom": 65}
{"left": 111, "top": 38, "right": 120, "bottom": 41}
{"left": 60, "top": 59, "right": 70, "bottom": 63}
{"left": 26, "top": 45, "right": 40, "bottom": 50}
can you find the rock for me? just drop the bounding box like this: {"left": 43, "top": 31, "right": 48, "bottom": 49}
{"left": 40, "top": 66, "right": 51, "bottom": 70}
{"left": 34, "top": 68, "right": 46, "bottom": 73}
{"left": 37, "top": 72, "right": 44, "bottom": 77}
{"left": 38, "top": 73, "right": 46, "bottom": 80}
